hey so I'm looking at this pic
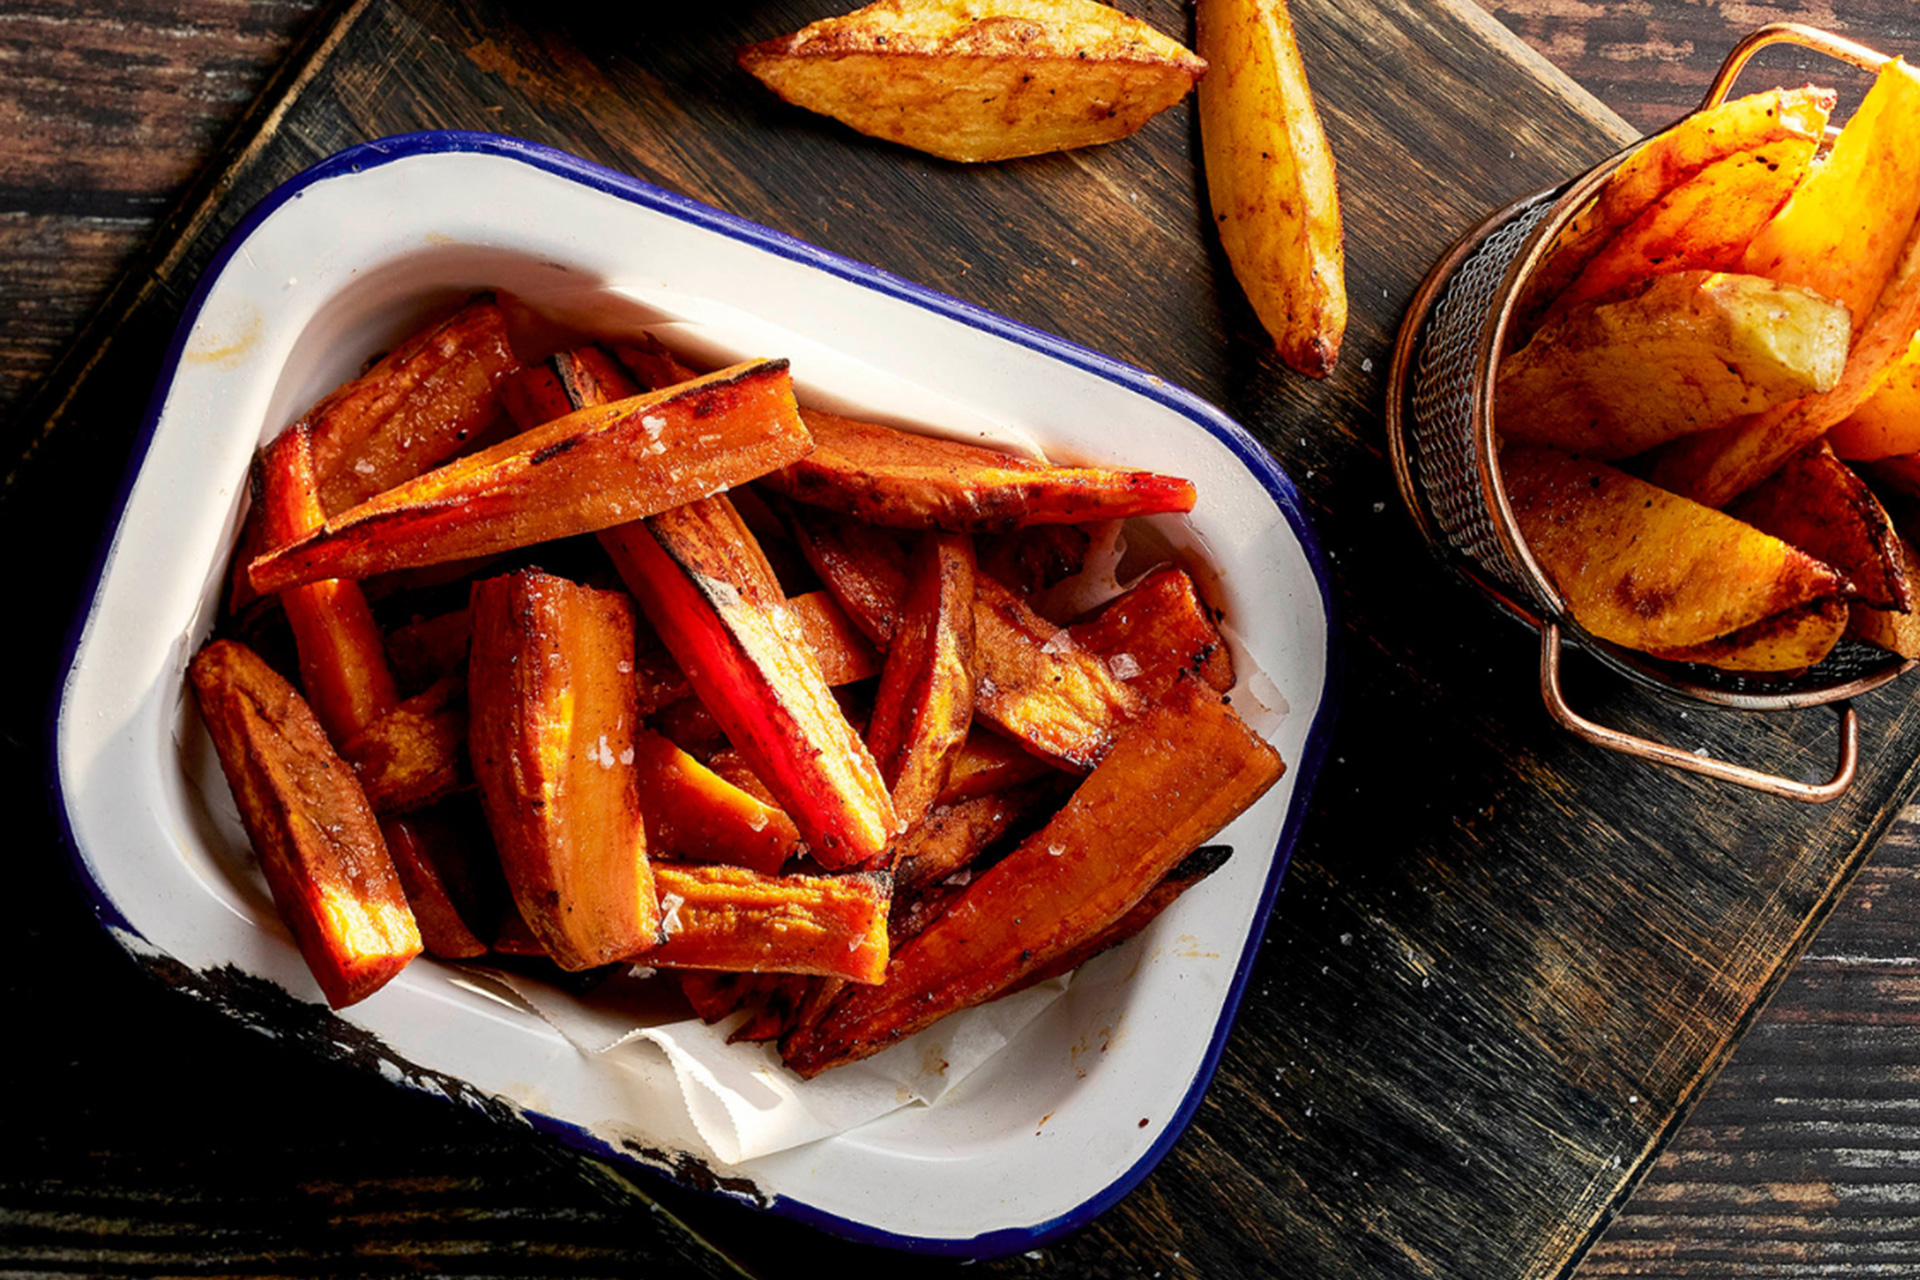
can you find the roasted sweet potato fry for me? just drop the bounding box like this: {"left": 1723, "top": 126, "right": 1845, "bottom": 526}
{"left": 938, "top": 729, "right": 1061, "bottom": 801}
{"left": 787, "top": 505, "right": 912, "bottom": 644}
{"left": 1727, "top": 441, "right": 1909, "bottom": 610}
{"left": 893, "top": 780, "right": 1057, "bottom": 895}
{"left": 249, "top": 360, "right": 812, "bottom": 594}
{"left": 342, "top": 675, "right": 469, "bottom": 815}
{"left": 761, "top": 408, "right": 1195, "bottom": 532}
{"left": 866, "top": 532, "right": 977, "bottom": 831}
{"left": 643, "top": 863, "right": 891, "bottom": 984}
{"left": 614, "top": 334, "right": 701, "bottom": 391}
{"left": 1009, "top": 842, "right": 1233, "bottom": 993}
{"left": 602, "top": 501, "right": 899, "bottom": 869}
{"left": 972, "top": 573, "right": 1142, "bottom": 770}
{"left": 1502, "top": 445, "right": 1846, "bottom": 659}
{"left": 977, "top": 525, "right": 1090, "bottom": 596}
{"left": 632, "top": 730, "right": 801, "bottom": 875}
{"left": 782, "top": 677, "right": 1283, "bottom": 1076}
{"left": 189, "top": 639, "right": 421, "bottom": 1008}
{"left": 468, "top": 570, "right": 657, "bottom": 970}
{"left": 382, "top": 800, "right": 502, "bottom": 960}
{"left": 1069, "top": 564, "right": 1234, "bottom": 700}
{"left": 785, "top": 590, "right": 883, "bottom": 684}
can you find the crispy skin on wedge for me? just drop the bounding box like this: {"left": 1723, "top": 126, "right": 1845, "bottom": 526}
{"left": 1497, "top": 271, "right": 1849, "bottom": 460}
{"left": 257, "top": 427, "right": 401, "bottom": 746}
{"left": 602, "top": 501, "right": 899, "bottom": 869}
{"left": 343, "top": 675, "right": 470, "bottom": 815}
{"left": 249, "top": 360, "right": 811, "bottom": 593}
{"left": 644, "top": 863, "right": 891, "bottom": 984}
{"left": 1009, "top": 843, "right": 1233, "bottom": 993}
{"left": 893, "top": 781, "right": 1058, "bottom": 895}
{"left": 762, "top": 408, "right": 1195, "bottom": 532}
{"left": 1650, "top": 597, "right": 1849, "bottom": 672}
{"left": 1830, "top": 333, "right": 1920, "bottom": 460}
{"left": 867, "top": 532, "right": 977, "bottom": 832}
{"left": 787, "top": 505, "right": 913, "bottom": 644}
{"left": 1515, "top": 87, "right": 1835, "bottom": 334}
{"left": 632, "top": 730, "right": 801, "bottom": 876}
{"left": 189, "top": 639, "right": 422, "bottom": 1008}
{"left": 1501, "top": 445, "right": 1845, "bottom": 655}
{"left": 782, "top": 678, "right": 1283, "bottom": 1077}
{"left": 468, "top": 571, "right": 657, "bottom": 970}
{"left": 1069, "top": 563, "right": 1235, "bottom": 700}
{"left": 1539, "top": 139, "right": 1819, "bottom": 324}
{"left": 1848, "top": 536, "right": 1920, "bottom": 658}
{"left": 1196, "top": 0, "right": 1346, "bottom": 377}
{"left": 304, "top": 296, "right": 522, "bottom": 515}
{"left": 1645, "top": 61, "right": 1920, "bottom": 505}
{"left": 738, "top": 0, "right": 1206, "bottom": 164}
{"left": 1727, "top": 441, "right": 1909, "bottom": 610}
{"left": 972, "top": 573, "right": 1143, "bottom": 771}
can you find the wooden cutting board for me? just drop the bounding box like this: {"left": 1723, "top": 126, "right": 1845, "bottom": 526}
{"left": 10, "top": 1, "right": 1915, "bottom": 1275}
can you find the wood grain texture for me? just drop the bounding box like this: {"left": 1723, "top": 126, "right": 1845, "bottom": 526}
{"left": 5, "top": 3, "right": 1920, "bottom": 1279}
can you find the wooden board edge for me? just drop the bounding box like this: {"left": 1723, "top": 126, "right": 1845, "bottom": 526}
{"left": 1434, "top": 0, "right": 1637, "bottom": 147}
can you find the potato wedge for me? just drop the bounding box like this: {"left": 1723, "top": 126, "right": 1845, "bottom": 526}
{"left": 381, "top": 802, "right": 501, "bottom": 961}
{"left": 762, "top": 408, "right": 1195, "bottom": 532}
{"left": 1829, "top": 333, "right": 1920, "bottom": 460}
{"left": 1848, "top": 536, "right": 1920, "bottom": 658}
{"left": 468, "top": 570, "right": 657, "bottom": 971}
{"left": 342, "top": 675, "right": 469, "bottom": 815}
{"left": 1645, "top": 59, "right": 1920, "bottom": 505}
{"left": 782, "top": 677, "right": 1284, "bottom": 1077}
{"left": 1196, "top": 0, "right": 1345, "bottom": 377}
{"left": 1649, "top": 597, "right": 1848, "bottom": 672}
{"left": 737, "top": 0, "right": 1206, "bottom": 164}
{"left": 1726, "top": 441, "right": 1909, "bottom": 610}
{"left": 1501, "top": 445, "right": 1845, "bottom": 655}
{"left": 1496, "top": 271, "right": 1850, "bottom": 460}
{"left": 786, "top": 505, "right": 913, "bottom": 645}
{"left": 1515, "top": 86, "right": 1835, "bottom": 334}
{"left": 249, "top": 360, "right": 811, "bottom": 594}
{"left": 189, "top": 639, "right": 421, "bottom": 1008}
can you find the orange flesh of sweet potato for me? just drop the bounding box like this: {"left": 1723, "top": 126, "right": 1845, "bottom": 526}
{"left": 342, "top": 675, "right": 469, "bottom": 815}
{"left": 972, "top": 572, "right": 1143, "bottom": 772}
{"left": 1069, "top": 563, "right": 1235, "bottom": 700}
{"left": 467, "top": 570, "right": 658, "bottom": 970}
{"left": 631, "top": 729, "right": 800, "bottom": 876}
{"left": 642, "top": 863, "right": 890, "bottom": 983}
{"left": 938, "top": 729, "right": 1061, "bottom": 802}
{"left": 785, "top": 590, "right": 883, "bottom": 684}
{"left": 249, "top": 359, "right": 812, "bottom": 594}
{"left": 1726, "top": 441, "right": 1910, "bottom": 610}
{"left": 679, "top": 969, "right": 750, "bottom": 1023}
{"left": 500, "top": 364, "right": 574, "bottom": 433}
{"left": 866, "top": 532, "right": 977, "bottom": 833}
{"left": 256, "top": 427, "right": 401, "bottom": 746}
{"left": 892, "top": 780, "right": 1058, "bottom": 896}
{"left": 786, "top": 505, "right": 912, "bottom": 645}
{"left": 602, "top": 502, "right": 899, "bottom": 869}
{"left": 304, "top": 296, "right": 522, "bottom": 515}
{"left": 782, "top": 678, "right": 1283, "bottom": 1076}
{"left": 189, "top": 639, "right": 422, "bottom": 1008}
{"left": 761, "top": 408, "right": 1196, "bottom": 532}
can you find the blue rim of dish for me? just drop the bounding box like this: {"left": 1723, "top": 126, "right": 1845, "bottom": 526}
{"left": 48, "top": 130, "right": 1342, "bottom": 1259}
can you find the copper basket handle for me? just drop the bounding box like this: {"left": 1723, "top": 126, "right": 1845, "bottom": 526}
{"left": 1699, "top": 23, "right": 1890, "bottom": 111}
{"left": 1539, "top": 625, "right": 1858, "bottom": 802}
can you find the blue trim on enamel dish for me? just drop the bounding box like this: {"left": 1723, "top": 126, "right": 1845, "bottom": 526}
{"left": 50, "top": 130, "right": 1341, "bottom": 1260}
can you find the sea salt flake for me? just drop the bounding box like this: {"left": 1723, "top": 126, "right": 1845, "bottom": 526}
{"left": 1106, "top": 652, "right": 1141, "bottom": 680}
{"left": 1047, "top": 843, "right": 1066, "bottom": 857}
{"left": 659, "top": 893, "right": 686, "bottom": 937}
{"left": 592, "top": 735, "right": 616, "bottom": 768}
{"left": 642, "top": 414, "right": 667, "bottom": 438}
{"left": 1040, "top": 630, "right": 1072, "bottom": 655}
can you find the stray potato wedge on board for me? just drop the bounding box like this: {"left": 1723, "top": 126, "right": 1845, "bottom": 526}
{"left": 1500, "top": 445, "right": 1846, "bottom": 657}
{"left": 1496, "top": 271, "right": 1849, "bottom": 460}
{"left": 1196, "top": 0, "right": 1346, "bottom": 377}
{"left": 737, "top": 0, "right": 1206, "bottom": 164}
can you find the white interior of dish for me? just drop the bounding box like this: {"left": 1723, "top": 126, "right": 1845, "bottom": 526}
{"left": 56, "top": 145, "right": 1328, "bottom": 1246}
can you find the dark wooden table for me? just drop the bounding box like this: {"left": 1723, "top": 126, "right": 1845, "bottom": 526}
{"left": 6, "top": 2, "right": 1920, "bottom": 1276}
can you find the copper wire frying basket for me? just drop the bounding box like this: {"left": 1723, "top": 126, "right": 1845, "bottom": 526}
{"left": 1385, "top": 24, "right": 1906, "bottom": 803}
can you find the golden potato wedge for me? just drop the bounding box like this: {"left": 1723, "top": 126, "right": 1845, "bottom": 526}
{"left": 1649, "top": 597, "right": 1848, "bottom": 672}
{"left": 1645, "top": 59, "right": 1920, "bottom": 506}
{"left": 1829, "top": 333, "right": 1920, "bottom": 460}
{"left": 1541, "top": 136, "right": 1819, "bottom": 323}
{"left": 1848, "top": 537, "right": 1920, "bottom": 658}
{"left": 1515, "top": 86, "right": 1835, "bottom": 334}
{"left": 1196, "top": 0, "right": 1345, "bottom": 377}
{"left": 737, "top": 0, "right": 1206, "bottom": 164}
{"left": 1496, "top": 271, "right": 1849, "bottom": 460}
{"left": 1726, "top": 441, "right": 1909, "bottom": 610}
{"left": 1500, "top": 445, "right": 1845, "bottom": 656}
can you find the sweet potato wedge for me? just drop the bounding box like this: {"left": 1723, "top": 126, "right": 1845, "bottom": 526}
{"left": 1501, "top": 444, "right": 1846, "bottom": 656}
{"left": 249, "top": 360, "right": 811, "bottom": 594}
{"left": 785, "top": 589, "right": 883, "bottom": 685}
{"left": 381, "top": 801, "right": 502, "bottom": 961}
{"left": 972, "top": 572, "right": 1143, "bottom": 771}
{"left": 1069, "top": 563, "right": 1235, "bottom": 700}
{"left": 1196, "top": 0, "right": 1346, "bottom": 377}
{"left": 602, "top": 501, "right": 899, "bottom": 869}
{"left": 1726, "top": 441, "right": 1909, "bottom": 610}
{"left": 938, "top": 729, "right": 1061, "bottom": 801}
{"left": 893, "top": 780, "right": 1057, "bottom": 895}
{"left": 342, "top": 675, "right": 469, "bottom": 815}
{"left": 786, "top": 505, "right": 913, "bottom": 645}
{"left": 977, "top": 524, "right": 1091, "bottom": 596}
{"left": 468, "top": 570, "right": 657, "bottom": 970}
{"left": 189, "top": 639, "right": 421, "bottom": 1008}
{"left": 866, "top": 532, "right": 977, "bottom": 832}
{"left": 761, "top": 408, "right": 1195, "bottom": 532}
{"left": 643, "top": 863, "right": 891, "bottom": 984}
{"left": 782, "top": 677, "right": 1284, "bottom": 1077}
{"left": 632, "top": 729, "right": 801, "bottom": 876}
{"left": 737, "top": 0, "right": 1207, "bottom": 164}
